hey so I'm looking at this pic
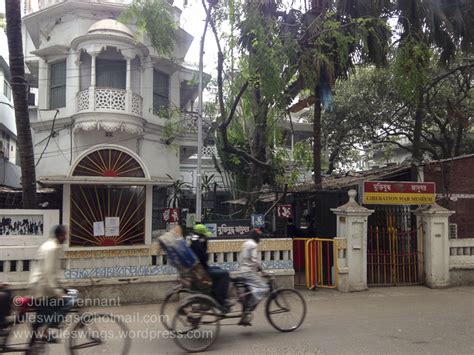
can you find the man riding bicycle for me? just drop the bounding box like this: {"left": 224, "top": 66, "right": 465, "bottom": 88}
{"left": 29, "top": 225, "right": 73, "bottom": 341}
{"left": 238, "top": 229, "right": 269, "bottom": 325}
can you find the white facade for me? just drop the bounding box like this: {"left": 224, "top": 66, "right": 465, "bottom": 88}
{"left": 22, "top": 0, "right": 201, "bottom": 247}
{"left": 0, "top": 58, "right": 18, "bottom": 165}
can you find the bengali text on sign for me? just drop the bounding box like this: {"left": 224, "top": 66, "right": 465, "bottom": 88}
{"left": 363, "top": 181, "right": 436, "bottom": 205}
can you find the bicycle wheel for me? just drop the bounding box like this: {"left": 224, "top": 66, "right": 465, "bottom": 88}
{"left": 171, "top": 295, "right": 221, "bottom": 353}
{"left": 66, "top": 313, "right": 130, "bottom": 355}
{"left": 265, "top": 288, "right": 306, "bottom": 332}
{"left": 160, "top": 288, "right": 192, "bottom": 331}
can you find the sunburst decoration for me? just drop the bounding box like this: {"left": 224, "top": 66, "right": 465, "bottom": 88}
{"left": 72, "top": 148, "right": 145, "bottom": 178}
{"left": 70, "top": 185, "right": 146, "bottom": 247}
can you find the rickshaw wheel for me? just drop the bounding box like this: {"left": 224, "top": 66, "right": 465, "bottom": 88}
{"left": 171, "top": 294, "right": 222, "bottom": 353}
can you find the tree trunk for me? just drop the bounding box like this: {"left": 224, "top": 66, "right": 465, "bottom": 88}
{"left": 410, "top": 94, "right": 423, "bottom": 181}
{"left": 313, "top": 84, "right": 322, "bottom": 189}
{"left": 245, "top": 90, "right": 268, "bottom": 215}
{"left": 5, "top": 0, "right": 37, "bottom": 208}
{"left": 326, "top": 147, "right": 340, "bottom": 175}
{"left": 453, "top": 118, "right": 464, "bottom": 157}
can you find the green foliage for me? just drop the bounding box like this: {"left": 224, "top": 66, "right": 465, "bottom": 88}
{"left": 121, "top": 0, "right": 177, "bottom": 57}
{"left": 201, "top": 174, "right": 216, "bottom": 193}
{"left": 166, "top": 174, "right": 191, "bottom": 208}
{"left": 393, "top": 37, "right": 431, "bottom": 104}
{"left": 293, "top": 141, "right": 313, "bottom": 171}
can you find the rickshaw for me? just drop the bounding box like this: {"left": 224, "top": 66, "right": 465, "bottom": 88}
{"left": 166, "top": 272, "right": 307, "bottom": 352}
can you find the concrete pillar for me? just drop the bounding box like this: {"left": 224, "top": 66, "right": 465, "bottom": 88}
{"left": 90, "top": 54, "right": 96, "bottom": 87}
{"left": 331, "top": 189, "right": 374, "bottom": 292}
{"left": 89, "top": 53, "right": 97, "bottom": 111}
{"left": 126, "top": 58, "right": 132, "bottom": 92}
{"left": 66, "top": 49, "right": 80, "bottom": 116}
{"left": 414, "top": 203, "right": 455, "bottom": 288}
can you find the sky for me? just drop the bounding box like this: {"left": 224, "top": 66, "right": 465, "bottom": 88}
{"left": 178, "top": 0, "right": 219, "bottom": 74}
{"left": 0, "top": 0, "right": 218, "bottom": 73}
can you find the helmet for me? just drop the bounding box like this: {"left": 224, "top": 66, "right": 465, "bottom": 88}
{"left": 193, "top": 224, "right": 212, "bottom": 237}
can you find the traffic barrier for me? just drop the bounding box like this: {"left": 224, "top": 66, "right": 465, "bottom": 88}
{"left": 293, "top": 238, "right": 337, "bottom": 289}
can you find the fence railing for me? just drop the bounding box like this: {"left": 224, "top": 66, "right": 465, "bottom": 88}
{"left": 450, "top": 238, "right": 474, "bottom": 269}
{"left": 293, "top": 238, "right": 337, "bottom": 289}
{"left": 1, "top": 238, "right": 294, "bottom": 283}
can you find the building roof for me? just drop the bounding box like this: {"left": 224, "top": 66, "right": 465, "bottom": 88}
{"left": 422, "top": 153, "right": 474, "bottom": 165}
{"left": 292, "top": 163, "right": 411, "bottom": 192}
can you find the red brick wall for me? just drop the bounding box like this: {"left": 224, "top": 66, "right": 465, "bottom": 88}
{"left": 423, "top": 156, "right": 474, "bottom": 238}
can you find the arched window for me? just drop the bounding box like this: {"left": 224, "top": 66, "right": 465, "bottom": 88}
{"left": 69, "top": 148, "right": 146, "bottom": 247}
{"left": 72, "top": 148, "right": 145, "bottom": 177}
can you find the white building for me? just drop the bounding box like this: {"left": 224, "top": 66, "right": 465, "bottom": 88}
{"left": 23, "top": 0, "right": 203, "bottom": 247}
{"left": 0, "top": 57, "right": 17, "bottom": 166}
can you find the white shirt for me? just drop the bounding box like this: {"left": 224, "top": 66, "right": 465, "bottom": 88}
{"left": 29, "top": 238, "right": 64, "bottom": 298}
{"left": 240, "top": 239, "right": 261, "bottom": 273}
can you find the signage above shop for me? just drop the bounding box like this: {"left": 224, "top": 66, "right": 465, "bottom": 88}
{"left": 363, "top": 181, "right": 436, "bottom": 205}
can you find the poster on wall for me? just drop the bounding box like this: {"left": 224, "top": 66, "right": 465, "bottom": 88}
{"left": 251, "top": 214, "right": 265, "bottom": 228}
{"left": 0, "top": 215, "right": 44, "bottom": 236}
{"left": 277, "top": 204, "right": 293, "bottom": 219}
{"left": 93, "top": 221, "right": 105, "bottom": 237}
{"left": 105, "top": 217, "right": 120, "bottom": 237}
{"left": 162, "top": 208, "right": 180, "bottom": 223}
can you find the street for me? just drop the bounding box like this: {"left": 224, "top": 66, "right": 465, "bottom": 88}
{"left": 37, "top": 286, "right": 474, "bottom": 354}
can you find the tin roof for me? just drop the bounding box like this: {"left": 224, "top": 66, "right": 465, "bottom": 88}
{"left": 292, "top": 164, "right": 411, "bottom": 192}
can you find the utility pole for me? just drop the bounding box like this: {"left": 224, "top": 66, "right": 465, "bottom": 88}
{"left": 195, "top": 10, "right": 210, "bottom": 223}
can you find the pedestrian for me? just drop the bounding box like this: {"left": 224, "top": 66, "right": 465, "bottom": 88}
{"left": 29, "top": 225, "right": 72, "bottom": 341}
{"left": 287, "top": 217, "right": 300, "bottom": 238}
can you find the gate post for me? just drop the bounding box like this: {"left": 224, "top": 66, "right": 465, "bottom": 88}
{"left": 331, "top": 190, "right": 374, "bottom": 292}
{"left": 414, "top": 203, "right": 455, "bottom": 288}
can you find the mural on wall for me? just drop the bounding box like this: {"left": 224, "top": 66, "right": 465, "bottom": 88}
{"left": 64, "top": 260, "right": 294, "bottom": 279}
{"left": 0, "top": 215, "right": 44, "bottom": 236}
{"left": 70, "top": 148, "right": 147, "bottom": 247}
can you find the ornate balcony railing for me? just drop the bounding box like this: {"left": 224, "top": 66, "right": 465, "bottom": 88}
{"left": 76, "top": 87, "right": 143, "bottom": 117}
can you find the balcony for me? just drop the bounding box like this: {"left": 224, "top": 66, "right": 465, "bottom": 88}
{"left": 74, "top": 87, "right": 144, "bottom": 135}
{"left": 76, "top": 87, "right": 143, "bottom": 117}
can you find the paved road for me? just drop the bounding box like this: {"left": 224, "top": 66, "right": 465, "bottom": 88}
{"left": 9, "top": 286, "right": 474, "bottom": 354}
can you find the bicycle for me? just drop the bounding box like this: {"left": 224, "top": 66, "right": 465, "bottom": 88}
{"left": 0, "top": 289, "right": 131, "bottom": 355}
{"left": 170, "top": 272, "right": 307, "bottom": 352}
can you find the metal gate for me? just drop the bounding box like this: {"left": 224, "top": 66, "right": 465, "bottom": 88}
{"left": 367, "top": 206, "right": 424, "bottom": 286}
{"left": 293, "top": 238, "right": 337, "bottom": 289}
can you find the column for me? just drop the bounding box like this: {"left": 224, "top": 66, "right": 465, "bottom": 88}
{"left": 126, "top": 58, "right": 131, "bottom": 92}
{"left": 66, "top": 50, "right": 80, "bottom": 116}
{"left": 90, "top": 53, "right": 96, "bottom": 87}
{"left": 331, "top": 189, "right": 374, "bottom": 292}
{"left": 125, "top": 58, "right": 132, "bottom": 112}
{"left": 89, "top": 53, "right": 97, "bottom": 110}
{"left": 414, "top": 203, "right": 455, "bottom": 288}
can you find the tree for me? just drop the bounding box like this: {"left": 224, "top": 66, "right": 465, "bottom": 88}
{"left": 322, "top": 62, "right": 473, "bottom": 170}
{"left": 205, "top": 0, "right": 392, "bottom": 204}
{"left": 393, "top": 0, "right": 474, "bottom": 179}
{"left": 5, "top": 0, "right": 37, "bottom": 208}
{"left": 121, "top": 0, "right": 177, "bottom": 57}
{"left": 288, "top": 0, "right": 392, "bottom": 187}
{"left": 205, "top": 0, "right": 298, "bottom": 212}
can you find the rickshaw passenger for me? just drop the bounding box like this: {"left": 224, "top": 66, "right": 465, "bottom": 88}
{"left": 158, "top": 225, "right": 211, "bottom": 292}
{"left": 189, "top": 224, "right": 230, "bottom": 310}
